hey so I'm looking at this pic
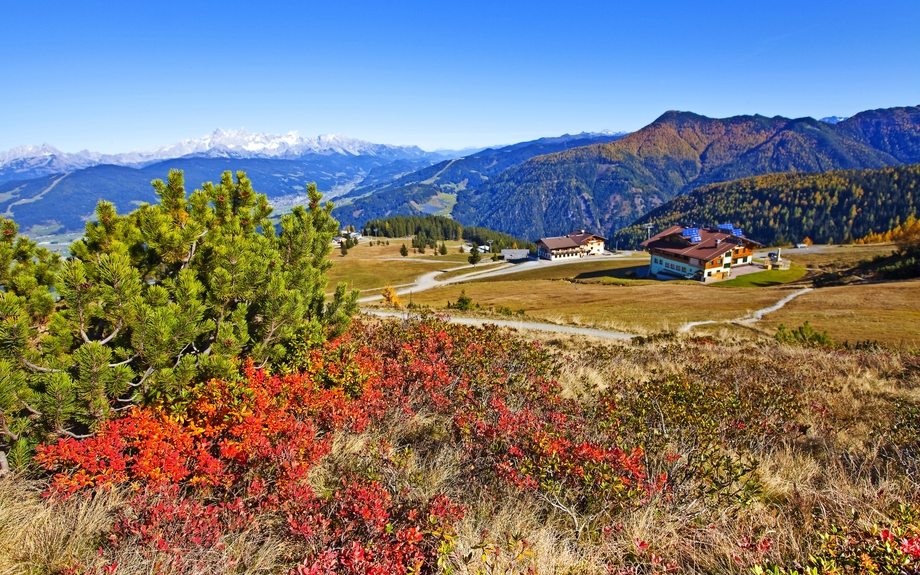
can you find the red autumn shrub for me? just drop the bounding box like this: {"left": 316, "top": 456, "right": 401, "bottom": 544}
{"left": 37, "top": 316, "right": 649, "bottom": 572}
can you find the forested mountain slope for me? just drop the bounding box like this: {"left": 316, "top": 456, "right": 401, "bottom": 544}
{"left": 453, "top": 107, "right": 920, "bottom": 240}
{"left": 336, "top": 132, "right": 625, "bottom": 227}
{"left": 612, "top": 164, "right": 920, "bottom": 248}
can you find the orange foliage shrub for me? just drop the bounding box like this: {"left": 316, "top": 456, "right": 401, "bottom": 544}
{"left": 37, "top": 317, "right": 651, "bottom": 574}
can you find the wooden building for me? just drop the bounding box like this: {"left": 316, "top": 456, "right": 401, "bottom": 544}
{"left": 641, "top": 225, "right": 760, "bottom": 282}
{"left": 536, "top": 231, "right": 607, "bottom": 260}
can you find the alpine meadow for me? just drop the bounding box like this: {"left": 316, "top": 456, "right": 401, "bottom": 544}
{"left": 3, "top": 2, "right": 920, "bottom": 573}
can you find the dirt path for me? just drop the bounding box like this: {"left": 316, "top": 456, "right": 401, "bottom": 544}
{"left": 363, "top": 309, "right": 636, "bottom": 340}
{"left": 679, "top": 287, "right": 813, "bottom": 332}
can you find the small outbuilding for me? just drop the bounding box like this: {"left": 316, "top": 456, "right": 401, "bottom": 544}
{"left": 501, "top": 248, "right": 531, "bottom": 261}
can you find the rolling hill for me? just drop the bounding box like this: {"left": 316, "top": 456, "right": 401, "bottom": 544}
{"left": 612, "top": 163, "right": 920, "bottom": 248}
{"left": 452, "top": 106, "right": 920, "bottom": 240}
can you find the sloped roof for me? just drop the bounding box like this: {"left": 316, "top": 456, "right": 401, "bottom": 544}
{"left": 567, "top": 230, "right": 607, "bottom": 245}
{"left": 641, "top": 225, "right": 761, "bottom": 262}
{"left": 537, "top": 236, "right": 580, "bottom": 250}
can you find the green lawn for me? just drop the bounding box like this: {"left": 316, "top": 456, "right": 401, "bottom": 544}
{"left": 472, "top": 257, "right": 650, "bottom": 283}
{"left": 713, "top": 265, "right": 807, "bottom": 288}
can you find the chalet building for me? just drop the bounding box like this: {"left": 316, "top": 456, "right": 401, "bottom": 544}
{"left": 536, "top": 230, "right": 607, "bottom": 260}
{"left": 568, "top": 230, "right": 606, "bottom": 255}
{"left": 641, "top": 224, "right": 761, "bottom": 282}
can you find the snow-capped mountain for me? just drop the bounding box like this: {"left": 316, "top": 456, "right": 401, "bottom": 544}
{"left": 114, "top": 129, "right": 434, "bottom": 164}
{"left": 819, "top": 116, "right": 850, "bottom": 125}
{"left": 0, "top": 130, "right": 438, "bottom": 184}
{"left": 0, "top": 144, "right": 111, "bottom": 176}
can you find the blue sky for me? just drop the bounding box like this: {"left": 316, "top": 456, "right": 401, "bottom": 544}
{"left": 2, "top": 0, "right": 918, "bottom": 153}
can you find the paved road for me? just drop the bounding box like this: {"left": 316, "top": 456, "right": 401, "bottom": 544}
{"left": 359, "top": 252, "right": 645, "bottom": 303}
{"left": 361, "top": 250, "right": 815, "bottom": 339}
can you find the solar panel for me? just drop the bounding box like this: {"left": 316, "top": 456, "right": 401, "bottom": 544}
{"left": 732, "top": 228, "right": 743, "bottom": 236}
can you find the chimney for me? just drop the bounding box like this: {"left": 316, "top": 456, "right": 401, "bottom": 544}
{"left": 715, "top": 239, "right": 721, "bottom": 246}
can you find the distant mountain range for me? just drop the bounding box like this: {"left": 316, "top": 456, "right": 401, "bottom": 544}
{"left": 335, "top": 131, "right": 628, "bottom": 226}
{"left": 0, "top": 130, "right": 627, "bottom": 234}
{"left": 4, "top": 107, "right": 919, "bottom": 243}
{"left": 451, "top": 106, "right": 920, "bottom": 240}
{"left": 0, "top": 129, "right": 441, "bottom": 185}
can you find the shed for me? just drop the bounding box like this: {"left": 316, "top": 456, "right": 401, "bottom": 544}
{"left": 501, "top": 249, "right": 530, "bottom": 261}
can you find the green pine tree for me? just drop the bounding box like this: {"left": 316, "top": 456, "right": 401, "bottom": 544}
{"left": 0, "top": 169, "right": 358, "bottom": 469}
{"left": 468, "top": 243, "right": 482, "bottom": 266}
{"left": 400, "top": 244, "right": 409, "bottom": 257}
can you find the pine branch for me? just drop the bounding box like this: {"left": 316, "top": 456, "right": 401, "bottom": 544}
{"left": 181, "top": 231, "right": 208, "bottom": 270}
{"left": 98, "top": 325, "right": 121, "bottom": 346}
{"left": 20, "top": 356, "right": 61, "bottom": 373}
{"left": 0, "top": 411, "right": 18, "bottom": 441}
{"left": 127, "top": 366, "right": 155, "bottom": 388}
{"left": 57, "top": 427, "right": 92, "bottom": 440}
{"left": 19, "top": 400, "right": 41, "bottom": 417}
{"left": 108, "top": 355, "right": 136, "bottom": 368}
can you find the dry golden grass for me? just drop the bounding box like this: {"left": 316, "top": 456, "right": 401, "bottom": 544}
{"left": 408, "top": 280, "right": 794, "bottom": 334}
{"left": 0, "top": 476, "right": 289, "bottom": 575}
{"left": 328, "top": 258, "right": 455, "bottom": 292}
{"left": 783, "top": 244, "right": 896, "bottom": 270}
{"left": 327, "top": 240, "right": 471, "bottom": 291}
{"left": 0, "top": 477, "right": 121, "bottom": 575}
{"left": 757, "top": 280, "right": 920, "bottom": 346}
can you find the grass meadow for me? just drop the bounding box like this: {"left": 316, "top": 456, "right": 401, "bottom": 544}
{"left": 4, "top": 320, "right": 919, "bottom": 574}
{"left": 757, "top": 279, "right": 920, "bottom": 347}
{"left": 327, "top": 239, "right": 468, "bottom": 291}
{"left": 402, "top": 279, "right": 795, "bottom": 334}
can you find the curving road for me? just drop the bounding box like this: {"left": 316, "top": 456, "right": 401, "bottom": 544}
{"left": 359, "top": 250, "right": 813, "bottom": 340}
{"left": 359, "top": 252, "right": 643, "bottom": 304}
{"left": 678, "top": 287, "right": 813, "bottom": 332}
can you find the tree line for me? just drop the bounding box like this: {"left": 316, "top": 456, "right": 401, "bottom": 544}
{"left": 362, "top": 215, "right": 535, "bottom": 251}
{"left": 613, "top": 164, "right": 920, "bottom": 248}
